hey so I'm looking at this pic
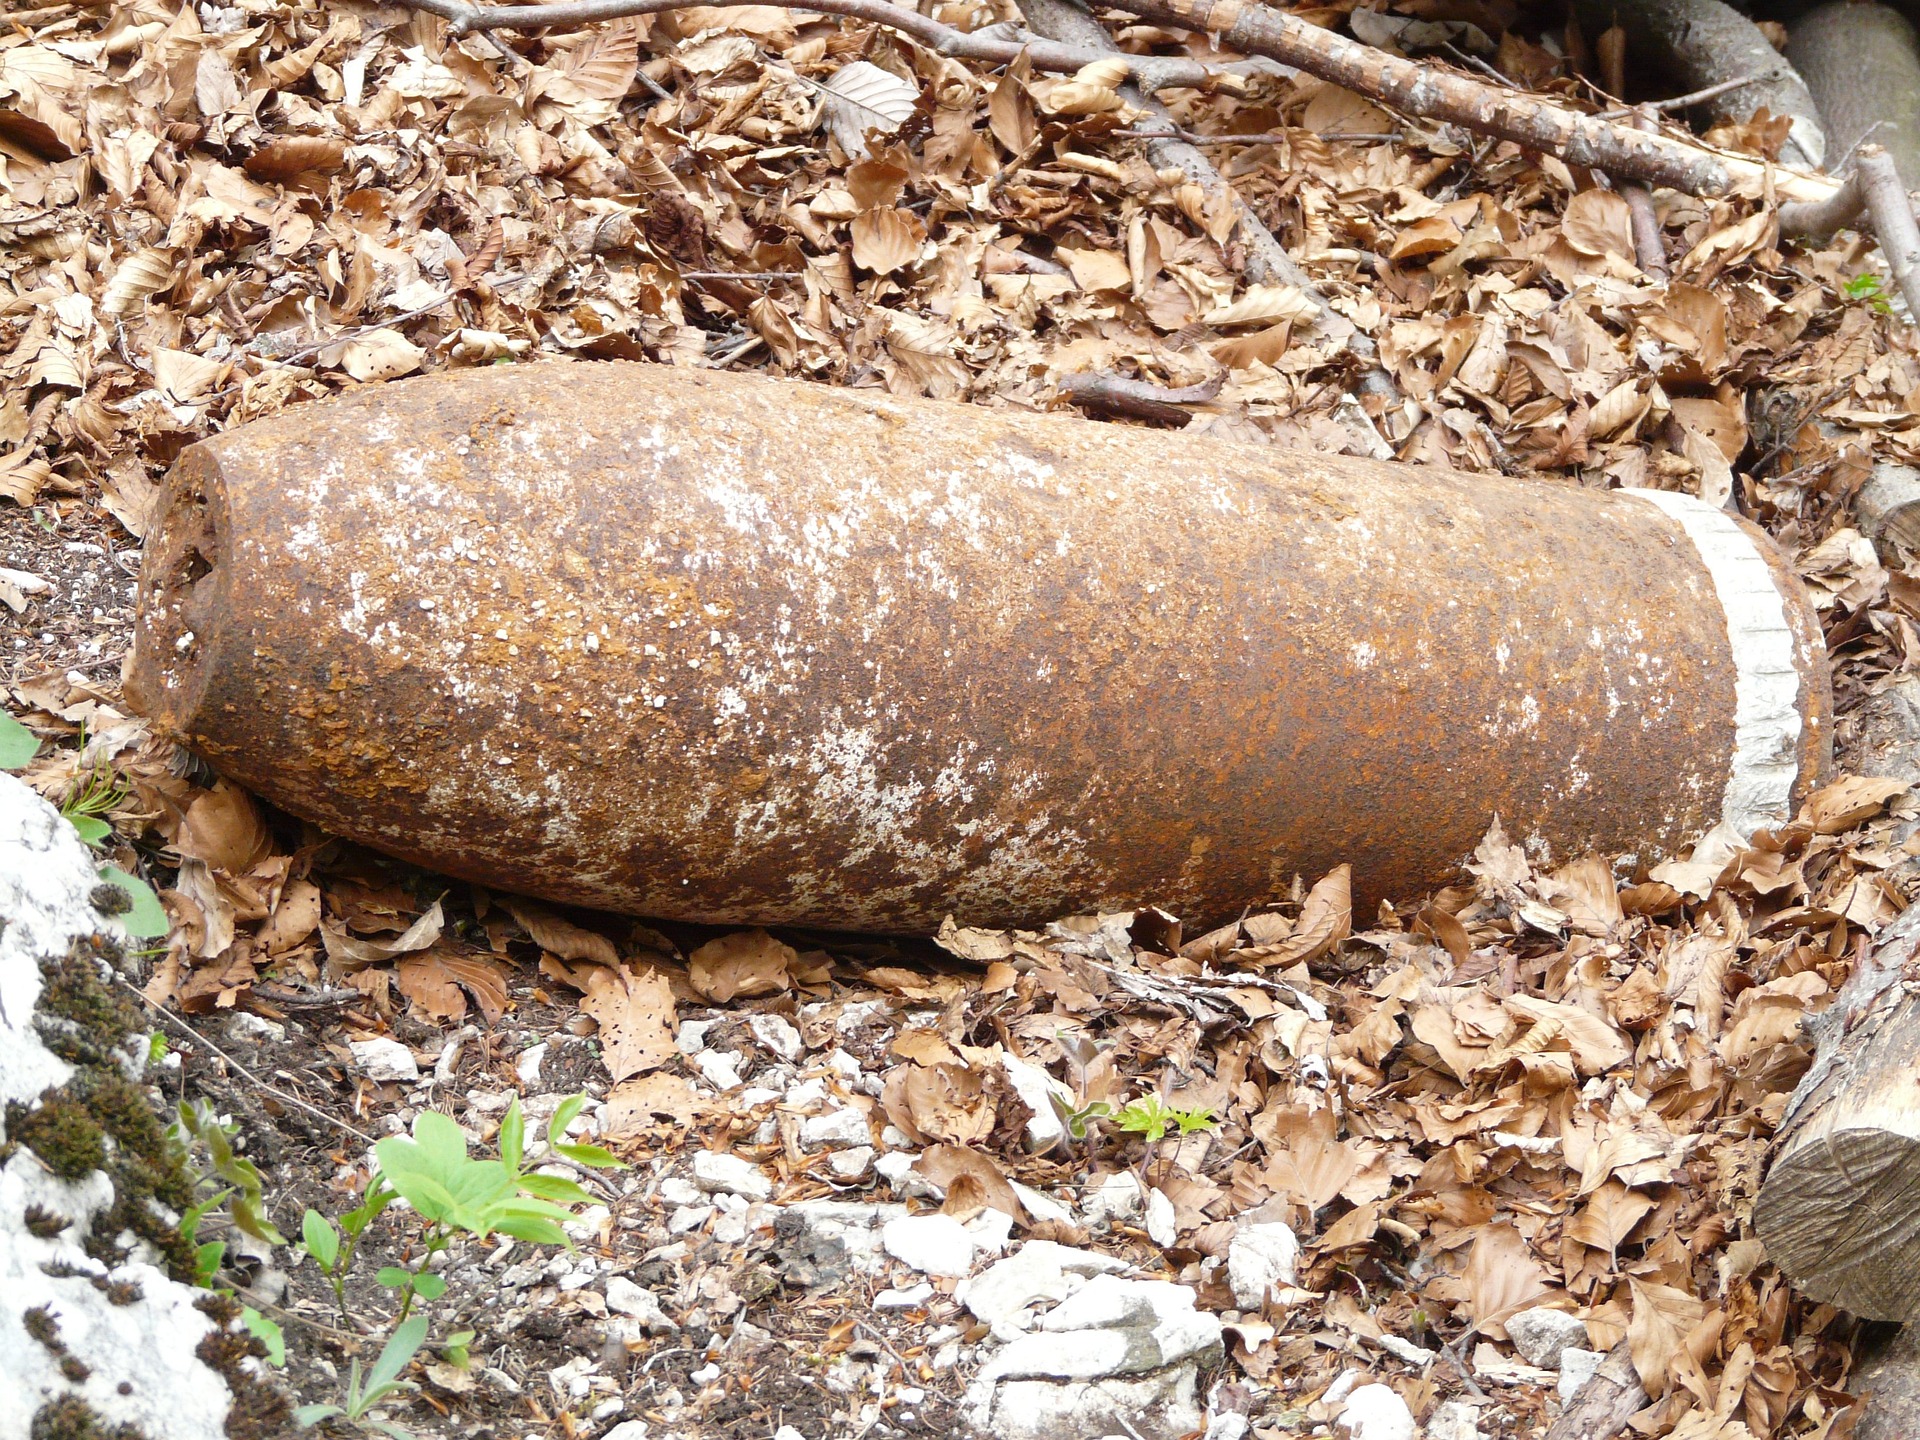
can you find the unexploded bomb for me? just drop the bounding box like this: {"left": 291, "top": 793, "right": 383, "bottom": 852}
{"left": 128, "top": 362, "right": 1828, "bottom": 932}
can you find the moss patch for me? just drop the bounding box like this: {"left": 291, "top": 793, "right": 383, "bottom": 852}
{"left": 28, "top": 1395, "right": 144, "bottom": 1440}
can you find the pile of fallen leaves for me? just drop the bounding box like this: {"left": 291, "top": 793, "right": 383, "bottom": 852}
{"left": 12, "top": 0, "right": 1920, "bottom": 1434}
{"left": 13, "top": 709, "right": 1917, "bottom": 1438}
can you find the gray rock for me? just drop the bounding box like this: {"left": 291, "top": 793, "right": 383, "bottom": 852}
{"left": 691, "top": 1149, "right": 772, "bottom": 1201}
{"left": 1144, "top": 1186, "right": 1177, "bottom": 1246}
{"left": 773, "top": 1200, "right": 906, "bottom": 1287}
{"left": 349, "top": 1035, "right": 420, "bottom": 1082}
{"left": 957, "top": 1240, "right": 1129, "bottom": 1336}
{"left": 1227, "top": 1220, "right": 1299, "bottom": 1309}
{"left": 828, "top": 1146, "right": 875, "bottom": 1181}
{"left": 962, "top": 1362, "right": 1204, "bottom": 1440}
{"left": 999, "top": 1052, "right": 1071, "bottom": 1152}
{"left": 1424, "top": 1399, "right": 1485, "bottom": 1440}
{"left": 1082, "top": 1171, "right": 1143, "bottom": 1226}
{"left": 1506, "top": 1306, "right": 1589, "bottom": 1370}
{"left": 747, "top": 1013, "right": 804, "bottom": 1063}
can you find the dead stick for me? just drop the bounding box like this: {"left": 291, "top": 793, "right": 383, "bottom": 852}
{"left": 1542, "top": 1340, "right": 1648, "bottom": 1440}
{"left": 1860, "top": 144, "right": 1920, "bottom": 318}
{"left": 400, "top": 0, "right": 1257, "bottom": 90}
{"left": 1106, "top": 0, "right": 1839, "bottom": 201}
{"left": 1779, "top": 167, "right": 1863, "bottom": 238}
{"left": 1622, "top": 111, "right": 1669, "bottom": 280}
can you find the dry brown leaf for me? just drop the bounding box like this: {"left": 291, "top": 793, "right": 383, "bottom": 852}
{"left": 1561, "top": 189, "right": 1635, "bottom": 260}
{"left": 851, "top": 207, "right": 923, "bottom": 275}
{"left": 1802, "top": 774, "right": 1910, "bottom": 834}
{"left": 688, "top": 929, "right": 794, "bottom": 1002}
{"left": 503, "top": 898, "right": 620, "bottom": 967}
{"left": 1253, "top": 865, "right": 1351, "bottom": 968}
{"left": 581, "top": 963, "right": 677, "bottom": 1081}
{"left": 606, "top": 1072, "right": 710, "bottom": 1135}
{"left": 916, "top": 1143, "right": 1025, "bottom": 1223}
{"left": 321, "top": 901, "right": 444, "bottom": 971}
{"left": 242, "top": 136, "right": 348, "bottom": 183}
{"left": 1461, "top": 1222, "right": 1554, "bottom": 1337}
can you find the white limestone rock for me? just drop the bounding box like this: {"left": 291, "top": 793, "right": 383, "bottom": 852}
{"left": 605, "top": 1275, "right": 675, "bottom": 1333}
{"left": 881, "top": 1213, "right": 975, "bottom": 1277}
{"left": 1558, "top": 1346, "right": 1606, "bottom": 1402}
{"left": 350, "top": 1035, "right": 420, "bottom": 1083}
{"left": 1, "top": 772, "right": 247, "bottom": 1440}
{"left": 1506, "top": 1306, "right": 1589, "bottom": 1370}
{"left": 691, "top": 1149, "right": 773, "bottom": 1201}
{"left": 962, "top": 1363, "right": 1205, "bottom": 1440}
{"left": 1335, "top": 1383, "right": 1416, "bottom": 1440}
{"left": 1227, "top": 1220, "right": 1299, "bottom": 1309}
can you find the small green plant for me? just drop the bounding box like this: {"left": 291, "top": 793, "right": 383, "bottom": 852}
{"left": 243, "top": 1307, "right": 288, "bottom": 1367}
{"left": 1112, "top": 1094, "right": 1219, "bottom": 1145}
{"left": 437, "top": 1329, "right": 477, "bottom": 1370}
{"left": 300, "top": 1095, "right": 622, "bottom": 1328}
{"left": 1845, "top": 272, "right": 1896, "bottom": 315}
{"left": 59, "top": 764, "right": 130, "bottom": 847}
{"left": 0, "top": 710, "right": 37, "bottom": 769}
{"left": 294, "top": 1315, "right": 430, "bottom": 1439}
{"left": 1, "top": 710, "right": 168, "bottom": 938}
{"left": 170, "top": 1099, "right": 287, "bottom": 1283}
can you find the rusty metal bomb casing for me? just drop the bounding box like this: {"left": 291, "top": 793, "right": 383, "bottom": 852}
{"left": 127, "top": 363, "right": 1829, "bottom": 933}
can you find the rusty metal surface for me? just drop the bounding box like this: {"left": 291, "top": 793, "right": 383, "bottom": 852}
{"left": 127, "top": 362, "right": 1830, "bottom": 932}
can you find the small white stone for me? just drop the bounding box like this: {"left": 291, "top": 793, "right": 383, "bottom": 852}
{"left": 737, "top": 1085, "right": 782, "bottom": 1107}
{"left": 880, "top": 1124, "right": 917, "bottom": 1150}
{"left": 696, "top": 1049, "right": 743, "bottom": 1090}
{"left": 1009, "top": 1182, "right": 1076, "bottom": 1226}
{"left": 999, "top": 1052, "right": 1070, "bottom": 1152}
{"left": 785, "top": 1077, "right": 829, "bottom": 1111}
{"left": 677, "top": 1019, "right": 713, "bottom": 1054}
{"left": 882, "top": 1213, "right": 975, "bottom": 1277}
{"left": 748, "top": 1013, "right": 804, "bottom": 1063}
{"left": 691, "top": 1150, "right": 772, "bottom": 1202}
{"left": 350, "top": 1037, "right": 420, "bottom": 1083}
{"left": 223, "top": 1013, "right": 284, "bottom": 1045}
{"left": 605, "top": 1276, "right": 675, "bottom": 1333}
{"left": 1144, "top": 1186, "right": 1177, "bottom": 1246}
{"left": 1506, "top": 1306, "right": 1589, "bottom": 1370}
{"left": 1082, "top": 1171, "right": 1143, "bottom": 1226}
{"left": 1558, "top": 1346, "right": 1605, "bottom": 1403}
{"left": 801, "top": 1107, "right": 873, "bottom": 1150}
{"left": 967, "top": 1206, "right": 1016, "bottom": 1256}
{"left": 690, "top": 1362, "right": 721, "bottom": 1385}
{"left": 514, "top": 1042, "right": 546, "bottom": 1086}
{"left": 875, "top": 1283, "right": 934, "bottom": 1309}
{"left": 1424, "top": 1399, "right": 1484, "bottom": 1440}
{"left": 774, "top": 1426, "right": 807, "bottom": 1440}
{"left": 667, "top": 1205, "right": 712, "bottom": 1234}
{"left": 1323, "top": 1368, "right": 1362, "bottom": 1406}
{"left": 1335, "top": 1383, "right": 1415, "bottom": 1440}
{"left": 1227, "top": 1221, "right": 1299, "bottom": 1309}
{"left": 601, "top": 1418, "right": 649, "bottom": 1440}
{"left": 659, "top": 1177, "right": 701, "bottom": 1206}
{"left": 829, "top": 1146, "right": 875, "bottom": 1181}
{"left": 957, "top": 1240, "right": 1128, "bottom": 1336}
{"left": 1375, "top": 1333, "right": 1436, "bottom": 1367}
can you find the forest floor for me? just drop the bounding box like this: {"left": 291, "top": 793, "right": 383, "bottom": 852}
{"left": 7, "top": 0, "right": 1920, "bottom": 1437}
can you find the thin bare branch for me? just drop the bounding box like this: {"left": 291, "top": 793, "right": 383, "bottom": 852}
{"left": 1859, "top": 145, "right": 1920, "bottom": 318}
{"left": 1105, "top": 0, "right": 1840, "bottom": 202}
{"left": 405, "top": 0, "right": 1260, "bottom": 90}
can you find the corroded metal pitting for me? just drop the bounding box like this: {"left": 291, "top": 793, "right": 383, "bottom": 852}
{"left": 126, "top": 362, "right": 1830, "bottom": 933}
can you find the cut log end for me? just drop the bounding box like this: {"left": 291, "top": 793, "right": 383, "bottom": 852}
{"left": 1757, "top": 1125, "right": 1920, "bottom": 1320}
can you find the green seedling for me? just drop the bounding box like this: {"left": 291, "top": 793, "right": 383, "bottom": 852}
{"left": 1845, "top": 272, "right": 1895, "bottom": 315}
{"left": 294, "top": 1315, "right": 429, "bottom": 1439}
{"left": 437, "top": 1329, "right": 477, "bottom": 1370}
{"left": 243, "top": 1307, "right": 287, "bottom": 1367}
{"left": 60, "top": 765, "right": 128, "bottom": 847}
{"left": 1113, "top": 1094, "right": 1219, "bottom": 1145}
{"left": 170, "top": 1099, "right": 287, "bottom": 1284}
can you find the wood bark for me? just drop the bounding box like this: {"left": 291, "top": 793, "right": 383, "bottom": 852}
{"left": 1754, "top": 902, "right": 1920, "bottom": 1319}
{"left": 1542, "top": 1341, "right": 1649, "bottom": 1440}
{"left": 1789, "top": 1, "right": 1920, "bottom": 189}
{"left": 1857, "top": 463, "right": 1920, "bottom": 560}
{"left": 1848, "top": 1322, "right": 1920, "bottom": 1440}
{"left": 1573, "top": 0, "right": 1826, "bottom": 170}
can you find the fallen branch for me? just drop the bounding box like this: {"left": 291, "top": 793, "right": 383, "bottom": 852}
{"left": 1778, "top": 167, "right": 1862, "bottom": 238}
{"left": 1570, "top": 0, "right": 1825, "bottom": 169}
{"left": 1105, "top": 0, "right": 1841, "bottom": 202}
{"left": 1056, "top": 368, "right": 1223, "bottom": 423}
{"left": 1860, "top": 145, "right": 1920, "bottom": 317}
{"left": 402, "top": 0, "right": 1268, "bottom": 91}
{"left": 1542, "top": 1341, "right": 1649, "bottom": 1440}
{"left": 1621, "top": 112, "right": 1670, "bottom": 281}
